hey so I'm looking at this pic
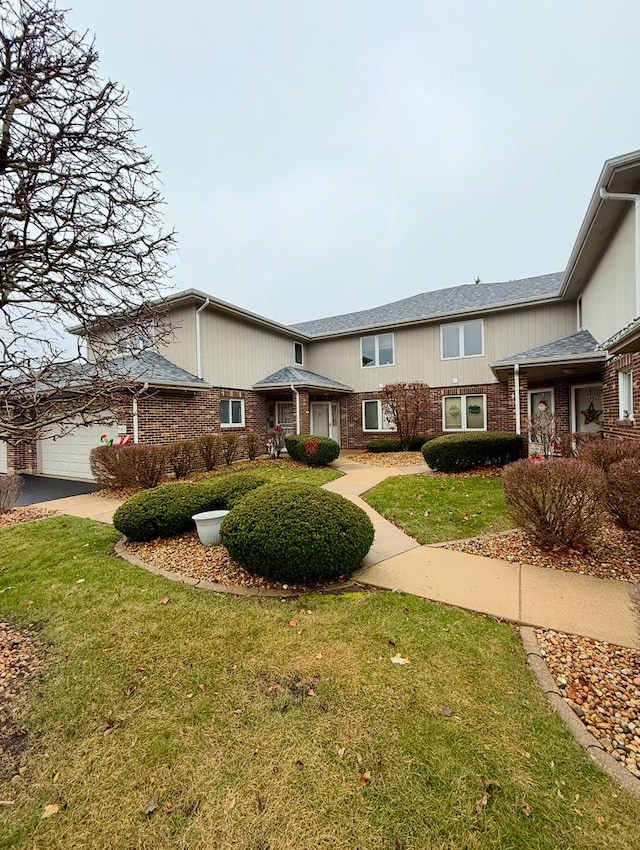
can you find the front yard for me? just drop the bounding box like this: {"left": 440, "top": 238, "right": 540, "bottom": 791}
{"left": 1, "top": 518, "right": 639, "bottom": 849}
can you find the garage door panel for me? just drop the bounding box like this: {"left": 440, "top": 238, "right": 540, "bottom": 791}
{"left": 38, "top": 418, "right": 116, "bottom": 481}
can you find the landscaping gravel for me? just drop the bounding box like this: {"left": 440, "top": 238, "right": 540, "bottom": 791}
{"left": 443, "top": 521, "right": 640, "bottom": 583}
{"left": 0, "top": 623, "right": 41, "bottom": 780}
{"left": 536, "top": 629, "right": 640, "bottom": 780}
{"left": 125, "top": 532, "right": 350, "bottom": 593}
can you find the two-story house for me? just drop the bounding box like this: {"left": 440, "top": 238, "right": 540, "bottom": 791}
{"left": 3, "top": 149, "right": 640, "bottom": 481}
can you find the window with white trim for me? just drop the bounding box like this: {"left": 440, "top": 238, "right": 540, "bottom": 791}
{"left": 442, "top": 394, "right": 486, "bottom": 431}
{"left": 361, "top": 333, "right": 394, "bottom": 367}
{"left": 294, "top": 342, "right": 303, "bottom": 365}
{"left": 220, "top": 398, "right": 245, "bottom": 427}
{"left": 362, "top": 400, "right": 396, "bottom": 432}
{"left": 441, "top": 319, "right": 483, "bottom": 359}
{"left": 619, "top": 370, "right": 634, "bottom": 420}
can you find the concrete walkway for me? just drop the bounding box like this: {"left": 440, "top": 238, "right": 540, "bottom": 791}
{"left": 29, "top": 461, "right": 640, "bottom": 649}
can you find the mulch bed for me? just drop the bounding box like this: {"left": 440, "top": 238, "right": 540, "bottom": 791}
{"left": 0, "top": 507, "right": 55, "bottom": 528}
{"left": 536, "top": 629, "right": 640, "bottom": 780}
{"left": 125, "top": 531, "right": 351, "bottom": 594}
{"left": 349, "top": 451, "right": 425, "bottom": 467}
{"left": 0, "top": 623, "right": 42, "bottom": 781}
{"left": 443, "top": 520, "right": 640, "bottom": 583}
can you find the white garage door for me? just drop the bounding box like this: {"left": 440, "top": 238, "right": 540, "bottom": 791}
{"left": 0, "top": 441, "right": 7, "bottom": 474}
{"left": 38, "top": 419, "right": 117, "bottom": 481}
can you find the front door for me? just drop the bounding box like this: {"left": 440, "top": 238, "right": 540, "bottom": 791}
{"left": 573, "top": 385, "right": 603, "bottom": 433}
{"left": 275, "top": 402, "right": 295, "bottom": 436}
{"left": 311, "top": 402, "right": 330, "bottom": 437}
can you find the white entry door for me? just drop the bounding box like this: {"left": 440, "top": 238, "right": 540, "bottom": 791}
{"left": 573, "top": 385, "right": 603, "bottom": 433}
{"left": 310, "top": 402, "right": 341, "bottom": 444}
{"left": 0, "top": 441, "right": 7, "bottom": 473}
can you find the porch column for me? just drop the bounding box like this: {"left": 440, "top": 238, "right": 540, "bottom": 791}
{"left": 297, "top": 391, "right": 310, "bottom": 434}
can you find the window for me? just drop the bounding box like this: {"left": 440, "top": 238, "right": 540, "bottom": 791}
{"left": 294, "top": 342, "right": 303, "bottom": 365}
{"left": 362, "top": 400, "right": 396, "bottom": 432}
{"left": 361, "top": 333, "right": 394, "bottom": 367}
{"left": 619, "top": 371, "right": 634, "bottom": 420}
{"left": 220, "top": 398, "right": 245, "bottom": 427}
{"left": 442, "top": 394, "right": 486, "bottom": 431}
{"left": 115, "top": 324, "right": 151, "bottom": 355}
{"left": 529, "top": 389, "right": 554, "bottom": 416}
{"left": 441, "top": 319, "right": 483, "bottom": 359}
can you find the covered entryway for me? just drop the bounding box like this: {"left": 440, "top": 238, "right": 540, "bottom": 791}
{"left": 38, "top": 419, "right": 117, "bottom": 481}
{"left": 310, "top": 401, "right": 341, "bottom": 443}
{"left": 0, "top": 441, "right": 7, "bottom": 473}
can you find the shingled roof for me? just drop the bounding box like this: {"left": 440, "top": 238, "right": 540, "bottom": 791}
{"left": 490, "top": 330, "right": 602, "bottom": 367}
{"left": 102, "top": 351, "right": 210, "bottom": 390}
{"left": 291, "top": 272, "right": 564, "bottom": 337}
{"left": 253, "top": 366, "right": 352, "bottom": 392}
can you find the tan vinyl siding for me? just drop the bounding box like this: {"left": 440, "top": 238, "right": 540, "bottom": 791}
{"left": 199, "top": 311, "right": 299, "bottom": 388}
{"left": 305, "top": 302, "right": 577, "bottom": 391}
{"left": 155, "top": 305, "right": 198, "bottom": 375}
{"left": 581, "top": 206, "right": 636, "bottom": 343}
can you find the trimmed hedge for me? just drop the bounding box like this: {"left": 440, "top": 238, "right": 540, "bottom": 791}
{"left": 284, "top": 434, "right": 340, "bottom": 466}
{"left": 366, "top": 434, "right": 439, "bottom": 453}
{"left": 113, "top": 472, "right": 267, "bottom": 542}
{"left": 422, "top": 431, "right": 524, "bottom": 472}
{"left": 220, "top": 482, "right": 374, "bottom": 584}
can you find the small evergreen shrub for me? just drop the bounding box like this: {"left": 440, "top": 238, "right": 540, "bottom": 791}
{"left": 113, "top": 472, "right": 267, "bottom": 542}
{"left": 605, "top": 457, "right": 640, "bottom": 530}
{"left": 502, "top": 458, "right": 605, "bottom": 549}
{"left": 246, "top": 431, "right": 261, "bottom": 461}
{"left": 0, "top": 473, "right": 22, "bottom": 512}
{"left": 422, "top": 432, "right": 524, "bottom": 472}
{"left": 222, "top": 432, "right": 240, "bottom": 466}
{"left": 90, "top": 444, "right": 167, "bottom": 489}
{"left": 166, "top": 440, "right": 196, "bottom": 479}
{"left": 366, "top": 438, "right": 402, "bottom": 453}
{"left": 197, "top": 434, "right": 221, "bottom": 471}
{"left": 409, "top": 434, "right": 439, "bottom": 451}
{"left": 578, "top": 437, "right": 640, "bottom": 473}
{"left": 220, "top": 482, "right": 374, "bottom": 584}
{"left": 283, "top": 434, "right": 340, "bottom": 466}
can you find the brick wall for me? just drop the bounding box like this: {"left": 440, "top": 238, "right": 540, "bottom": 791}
{"left": 603, "top": 353, "right": 640, "bottom": 440}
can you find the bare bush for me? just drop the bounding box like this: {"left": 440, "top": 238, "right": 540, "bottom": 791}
{"left": 90, "top": 444, "right": 166, "bottom": 489}
{"left": 605, "top": 458, "right": 640, "bottom": 530}
{"left": 502, "top": 459, "right": 606, "bottom": 550}
{"left": 197, "top": 435, "right": 221, "bottom": 471}
{"left": 246, "top": 431, "right": 261, "bottom": 461}
{"left": 381, "top": 382, "right": 430, "bottom": 450}
{"left": 578, "top": 438, "right": 640, "bottom": 473}
{"left": 222, "top": 432, "right": 239, "bottom": 466}
{"left": 166, "top": 441, "right": 196, "bottom": 479}
{"left": 0, "top": 474, "right": 22, "bottom": 512}
{"left": 559, "top": 431, "right": 602, "bottom": 458}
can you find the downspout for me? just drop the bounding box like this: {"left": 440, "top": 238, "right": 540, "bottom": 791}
{"left": 195, "top": 297, "right": 210, "bottom": 379}
{"left": 514, "top": 364, "right": 521, "bottom": 435}
{"left": 132, "top": 382, "right": 148, "bottom": 444}
{"left": 599, "top": 189, "right": 640, "bottom": 314}
{"left": 290, "top": 385, "right": 301, "bottom": 434}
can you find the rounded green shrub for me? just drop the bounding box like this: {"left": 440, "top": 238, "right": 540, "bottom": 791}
{"left": 422, "top": 431, "right": 524, "bottom": 472}
{"left": 366, "top": 438, "right": 402, "bottom": 453}
{"left": 113, "top": 472, "right": 267, "bottom": 542}
{"left": 220, "top": 482, "right": 375, "bottom": 584}
{"left": 284, "top": 434, "right": 340, "bottom": 466}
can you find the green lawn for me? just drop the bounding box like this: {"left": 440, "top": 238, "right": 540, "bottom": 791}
{"left": 363, "top": 473, "right": 513, "bottom": 544}
{"left": 1, "top": 518, "right": 639, "bottom": 850}
{"left": 199, "top": 459, "right": 343, "bottom": 487}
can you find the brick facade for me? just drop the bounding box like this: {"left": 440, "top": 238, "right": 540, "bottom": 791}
{"left": 603, "top": 353, "right": 640, "bottom": 440}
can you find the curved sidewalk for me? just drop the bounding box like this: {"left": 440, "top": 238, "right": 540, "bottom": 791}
{"left": 30, "top": 460, "right": 640, "bottom": 649}
{"left": 325, "top": 462, "right": 640, "bottom": 650}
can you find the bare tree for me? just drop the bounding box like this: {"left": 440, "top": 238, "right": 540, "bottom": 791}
{"left": 0, "top": 0, "right": 175, "bottom": 442}
{"left": 529, "top": 407, "right": 556, "bottom": 459}
{"left": 381, "top": 382, "right": 430, "bottom": 450}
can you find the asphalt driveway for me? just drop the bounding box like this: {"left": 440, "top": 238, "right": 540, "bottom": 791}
{"left": 7, "top": 474, "right": 101, "bottom": 506}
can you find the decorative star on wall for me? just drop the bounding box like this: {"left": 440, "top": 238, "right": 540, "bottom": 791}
{"left": 581, "top": 400, "right": 602, "bottom": 425}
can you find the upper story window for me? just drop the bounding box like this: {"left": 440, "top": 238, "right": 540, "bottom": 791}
{"left": 619, "top": 370, "right": 634, "bottom": 420}
{"left": 115, "top": 324, "right": 152, "bottom": 355}
{"left": 220, "top": 398, "right": 245, "bottom": 428}
{"left": 441, "top": 319, "right": 483, "bottom": 359}
{"left": 361, "top": 333, "right": 394, "bottom": 368}
{"left": 294, "top": 342, "right": 304, "bottom": 365}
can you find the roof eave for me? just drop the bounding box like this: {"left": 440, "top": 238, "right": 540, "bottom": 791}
{"left": 490, "top": 351, "right": 605, "bottom": 371}
{"left": 253, "top": 381, "right": 352, "bottom": 393}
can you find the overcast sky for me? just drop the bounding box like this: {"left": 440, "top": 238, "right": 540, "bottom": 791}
{"left": 69, "top": 0, "right": 640, "bottom": 325}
